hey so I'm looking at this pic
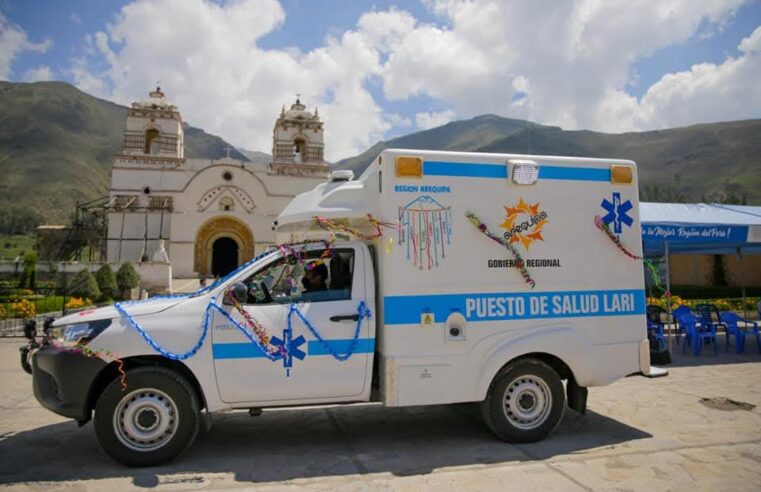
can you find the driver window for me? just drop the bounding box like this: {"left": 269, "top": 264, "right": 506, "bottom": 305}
{"left": 242, "top": 248, "right": 354, "bottom": 304}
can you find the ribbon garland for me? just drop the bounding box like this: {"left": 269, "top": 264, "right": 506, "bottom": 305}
{"left": 594, "top": 215, "right": 671, "bottom": 302}
{"left": 314, "top": 214, "right": 398, "bottom": 242}
{"left": 465, "top": 211, "right": 536, "bottom": 289}
{"left": 225, "top": 292, "right": 285, "bottom": 358}
{"left": 594, "top": 215, "right": 642, "bottom": 260}
{"left": 290, "top": 301, "right": 371, "bottom": 361}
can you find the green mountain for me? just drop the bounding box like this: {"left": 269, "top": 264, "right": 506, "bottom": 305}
{"left": 1, "top": 81, "right": 758, "bottom": 234}
{"left": 337, "top": 114, "right": 761, "bottom": 205}
{"left": 0, "top": 81, "right": 249, "bottom": 230}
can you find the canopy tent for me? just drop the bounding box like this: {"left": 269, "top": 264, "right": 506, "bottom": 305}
{"left": 639, "top": 202, "right": 761, "bottom": 350}
{"left": 640, "top": 203, "right": 761, "bottom": 257}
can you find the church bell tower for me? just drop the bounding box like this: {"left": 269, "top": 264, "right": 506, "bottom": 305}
{"left": 269, "top": 97, "right": 329, "bottom": 177}
{"left": 119, "top": 86, "right": 184, "bottom": 164}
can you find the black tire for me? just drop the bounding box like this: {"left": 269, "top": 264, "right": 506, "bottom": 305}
{"left": 480, "top": 358, "right": 565, "bottom": 443}
{"left": 94, "top": 366, "right": 200, "bottom": 466}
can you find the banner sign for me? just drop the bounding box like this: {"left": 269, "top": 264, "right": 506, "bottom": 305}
{"left": 641, "top": 224, "right": 748, "bottom": 243}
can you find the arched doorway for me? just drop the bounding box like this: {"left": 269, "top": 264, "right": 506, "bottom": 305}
{"left": 194, "top": 216, "right": 254, "bottom": 276}
{"left": 211, "top": 237, "right": 239, "bottom": 277}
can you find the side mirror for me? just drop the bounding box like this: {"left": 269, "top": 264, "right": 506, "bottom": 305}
{"left": 224, "top": 282, "right": 248, "bottom": 305}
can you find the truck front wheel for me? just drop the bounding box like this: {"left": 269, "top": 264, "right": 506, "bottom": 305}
{"left": 480, "top": 358, "right": 564, "bottom": 443}
{"left": 94, "top": 367, "right": 200, "bottom": 466}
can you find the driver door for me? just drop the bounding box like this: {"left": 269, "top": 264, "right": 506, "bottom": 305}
{"left": 211, "top": 244, "right": 375, "bottom": 404}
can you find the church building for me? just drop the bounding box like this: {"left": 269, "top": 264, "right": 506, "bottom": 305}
{"left": 106, "top": 88, "right": 330, "bottom": 278}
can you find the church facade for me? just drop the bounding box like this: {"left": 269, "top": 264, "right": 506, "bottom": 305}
{"left": 106, "top": 88, "right": 329, "bottom": 279}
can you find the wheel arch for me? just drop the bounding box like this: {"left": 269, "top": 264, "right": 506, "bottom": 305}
{"left": 85, "top": 355, "right": 207, "bottom": 423}
{"left": 475, "top": 325, "right": 589, "bottom": 401}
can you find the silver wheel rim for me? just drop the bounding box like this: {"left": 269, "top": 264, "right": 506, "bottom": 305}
{"left": 503, "top": 374, "right": 552, "bottom": 430}
{"left": 113, "top": 388, "right": 179, "bottom": 452}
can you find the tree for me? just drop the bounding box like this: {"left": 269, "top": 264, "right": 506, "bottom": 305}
{"left": 95, "top": 264, "right": 117, "bottom": 300}
{"left": 70, "top": 268, "right": 101, "bottom": 300}
{"left": 116, "top": 262, "right": 140, "bottom": 299}
{"left": 18, "top": 251, "right": 38, "bottom": 289}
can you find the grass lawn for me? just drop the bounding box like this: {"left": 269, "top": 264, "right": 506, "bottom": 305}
{"left": 0, "top": 234, "right": 36, "bottom": 261}
{"left": 1, "top": 295, "right": 66, "bottom": 319}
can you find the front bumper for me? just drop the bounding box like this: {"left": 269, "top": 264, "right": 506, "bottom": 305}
{"left": 32, "top": 345, "right": 106, "bottom": 422}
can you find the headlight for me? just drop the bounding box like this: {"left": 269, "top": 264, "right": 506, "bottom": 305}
{"left": 49, "top": 319, "right": 112, "bottom": 348}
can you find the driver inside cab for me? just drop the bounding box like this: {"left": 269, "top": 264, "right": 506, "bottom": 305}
{"left": 302, "top": 261, "right": 328, "bottom": 293}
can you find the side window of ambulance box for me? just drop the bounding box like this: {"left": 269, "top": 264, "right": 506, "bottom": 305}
{"left": 241, "top": 249, "right": 354, "bottom": 305}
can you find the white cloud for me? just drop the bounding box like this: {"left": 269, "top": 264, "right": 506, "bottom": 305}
{"left": 387, "top": 113, "right": 413, "bottom": 128}
{"left": 74, "top": 0, "right": 420, "bottom": 160}
{"left": 70, "top": 57, "right": 108, "bottom": 96}
{"left": 739, "top": 25, "right": 761, "bottom": 53}
{"left": 22, "top": 65, "right": 53, "bottom": 82}
{"left": 606, "top": 45, "right": 761, "bottom": 130}
{"left": 0, "top": 12, "right": 51, "bottom": 79}
{"left": 415, "top": 109, "right": 455, "bottom": 129}
{"left": 70, "top": 13, "right": 82, "bottom": 25}
{"left": 380, "top": 0, "right": 754, "bottom": 131}
{"left": 71, "top": 0, "right": 760, "bottom": 160}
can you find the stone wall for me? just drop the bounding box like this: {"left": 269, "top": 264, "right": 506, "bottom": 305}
{"left": 669, "top": 254, "right": 761, "bottom": 287}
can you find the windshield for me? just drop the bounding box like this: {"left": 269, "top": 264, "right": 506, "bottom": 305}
{"left": 188, "top": 249, "right": 277, "bottom": 297}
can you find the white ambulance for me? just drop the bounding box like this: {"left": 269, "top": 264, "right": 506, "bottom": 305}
{"left": 25, "top": 149, "right": 656, "bottom": 466}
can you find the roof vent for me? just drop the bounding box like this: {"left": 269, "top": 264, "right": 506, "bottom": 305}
{"left": 329, "top": 170, "right": 354, "bottom": 182}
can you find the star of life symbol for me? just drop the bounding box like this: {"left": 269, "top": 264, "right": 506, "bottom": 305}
{"left": 270, "top": 327, "right": 306, "bottom": 377}
{"left": 601, "top": 192, "right": 633, "bottom": 234}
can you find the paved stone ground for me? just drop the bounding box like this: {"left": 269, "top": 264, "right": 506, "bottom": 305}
{"left": 1, "top": 338, "right": 760, "bottom": 491}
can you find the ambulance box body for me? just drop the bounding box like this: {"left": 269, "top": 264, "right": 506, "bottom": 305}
{"left": 278, "top": 148, "right": 648, "bottom": 408}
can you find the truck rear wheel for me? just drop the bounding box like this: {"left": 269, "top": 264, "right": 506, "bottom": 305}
{"left": 480, "top": 358, "right": 564, "bottom": 443}
{"left": 94, "top": 367, "right": 200, "bottom": 466}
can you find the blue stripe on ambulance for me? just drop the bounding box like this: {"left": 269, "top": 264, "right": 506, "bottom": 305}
{"left": 383, "top": 289, "right": 646, "bottom": 325}
{"left": 212, "top": 338, "right": 375, "bottom": 360}
{"left": 423, "top": 161, "right": 611, "bottom": 181}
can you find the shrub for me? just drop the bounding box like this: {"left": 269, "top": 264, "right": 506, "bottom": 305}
{"left": 12, "top": 299, "right": 36, "bottom": 319}
{"left": 21, "top": 251, "right": 37, "bottom": 289}
{"left": 65, "top": 297, "right": 92, "bottom": 309}
{"left": 69, "top": 268, "right": 101, "bottom": 300}
{"left": 116, "top": 262, "right": 140, "bottom": 299}
{"left": 95, "top": 264, "right": 117, "bottom": 300}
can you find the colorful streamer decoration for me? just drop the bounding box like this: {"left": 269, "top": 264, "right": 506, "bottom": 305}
{"left": 398, "top": 195, "right": 452, "bottom": 270}
{"left": 226, "top": 291, "right": 285, "bottom": 358}
{"left": 52, "top": 342, "right": 127, "bottom": 391}
{"left": 314, "top": 214, "right": 397, "bottom": 242}
{"left": 465, "top": 211, "right": 536, "bottom": 288}
{"left": 594, "top": 215, "right": 642, "bottom": 260}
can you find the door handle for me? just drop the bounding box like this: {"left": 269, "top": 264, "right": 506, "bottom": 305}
{"left": 330, "top": 314, "right": 360, "bottom": 322}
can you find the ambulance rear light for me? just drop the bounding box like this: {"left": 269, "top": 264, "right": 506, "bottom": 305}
{"left": 509, "top": 160, "right": 539, "bottom": 185}
{"left": 396, "top": 156, "right": 423, "bottom": 178}
{"left": 610, "top": 165, "right": 633, "bottom": 184}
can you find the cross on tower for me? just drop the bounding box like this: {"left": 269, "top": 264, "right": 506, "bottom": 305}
{"left": 225, "top": 145, "right": 232, "bottom": 159}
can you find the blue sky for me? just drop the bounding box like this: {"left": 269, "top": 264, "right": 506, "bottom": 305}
{"left": 1, "top": 0, "right": 760, "bottom": 159}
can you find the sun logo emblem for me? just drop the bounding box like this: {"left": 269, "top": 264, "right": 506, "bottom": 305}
{"left": 499, "top": 197, "right": 549, "bottom": 250}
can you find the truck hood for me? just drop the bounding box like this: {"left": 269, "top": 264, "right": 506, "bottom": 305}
{"left": 53, "top": 298, "right": 185, "bottom": 326}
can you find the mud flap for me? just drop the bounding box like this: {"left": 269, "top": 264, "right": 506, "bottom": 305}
{"left": 566, "top": 376, "right": 588, "bottom": 415}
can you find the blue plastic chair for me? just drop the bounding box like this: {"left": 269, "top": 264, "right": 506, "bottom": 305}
{"left": 674, "top": 305, "right": 717, "bottom": 356}
{"left": 671, "top": 305, "right": 691, "bottom": 346}
{"left": 719, "top": 312, "right": 760, "bottom": 354}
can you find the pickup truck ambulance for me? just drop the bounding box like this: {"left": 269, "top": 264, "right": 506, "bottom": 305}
{"left": 23, "top": 149, "right": 655, "bottom": 466}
